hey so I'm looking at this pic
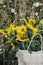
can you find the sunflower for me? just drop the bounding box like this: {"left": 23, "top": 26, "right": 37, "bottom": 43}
{"left": 28, "top": 18, "right": 36, "bottom": 25}
{"left": 32, "top": 28, "right": 38, "bottom": 38}
{"left": 16, "top": 35, "right": 29, "bottom": 42}
{"left": 23, "top": 18, "right": 36, "bottom": 30}
{"left": 0, "top": 29, "right": 7, "bottom": 36}
{"left": 16, "top": 25, "right": 26, "bottom": 35}
{"left": 23, "top": 18, "right": 36, "bottom": 25}
{"left": 6, "top": 23, "right": 15, "bottom": 35}
{"left": 23, "top": 18, "right": 38, "bottom": 37}
{"left": 40, "top": 19, "right": 43, "bottom": 24}
{"left": 26, "top": 23, "right": 38, "bottom": 38}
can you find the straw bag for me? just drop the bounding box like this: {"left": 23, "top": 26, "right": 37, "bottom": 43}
{"left": 16, "top": 32, "right": 43, "bottom": 65}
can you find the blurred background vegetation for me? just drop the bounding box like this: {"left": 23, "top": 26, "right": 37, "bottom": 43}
{"left": 0, "top": 0, "right": 43, "bottom": 65}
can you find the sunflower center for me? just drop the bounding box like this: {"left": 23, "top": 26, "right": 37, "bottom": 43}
{"left": 21, "top": 28, "right": 25, "bottom": 32}
{"left": 20, "top": 36, "right": 25, "bottom": 40}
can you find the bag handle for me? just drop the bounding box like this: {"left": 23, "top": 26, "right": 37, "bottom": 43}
{"left": 27, "top": 30, "right": 43, "bottom": 51}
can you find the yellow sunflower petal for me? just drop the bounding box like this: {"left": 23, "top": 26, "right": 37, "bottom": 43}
{"left": 28, "top": 18, "right": 36, "bottom": 24}
{"left": 11, "top": 43, "right": 15, "bottom": 49}
{"left": 16, "top": 25, "right": 26, "bottom": 35}
{"left": 40, "top": 19, "right": 43, "bottom": 24}
{"left": 16, "top": 35, "right": 29, "bottom": 42}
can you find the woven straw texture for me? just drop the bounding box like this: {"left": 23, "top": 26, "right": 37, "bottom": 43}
{"left": 16, "top": 50, "right": 43, "bottom": 65}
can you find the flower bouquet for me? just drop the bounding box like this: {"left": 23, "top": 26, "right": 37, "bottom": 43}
{"left": 0, "top": 18, "right": 43, "bottom": 65}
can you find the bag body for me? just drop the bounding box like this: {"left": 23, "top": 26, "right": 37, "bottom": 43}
{"left": 16, "top": 50, "right": 43, "bottom": 65}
